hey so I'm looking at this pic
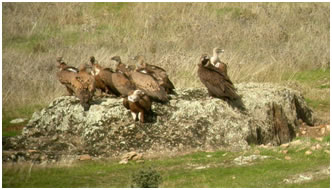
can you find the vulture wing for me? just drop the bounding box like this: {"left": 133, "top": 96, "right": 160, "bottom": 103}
{"left": 129, "top": 71, "right": 168, "bottom": 102}
{"left": 111, "top": 73, "right": 136, "bottom": 97}
{"left": 198, "top": 64, "right": 239, "bottom": 100}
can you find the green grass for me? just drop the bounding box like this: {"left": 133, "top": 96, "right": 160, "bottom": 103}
{"left": 283, "top": 69, "right": 330, "bottom": 86}
{"left": 305, "top": 98, "right": 330, "bottom": 111}
{"left": 281, "top": 68, "right": 330, "bottom": 112}
{"left": 293, "top": 69, "right": 329, "bottom": 83}
{"left": 2, "top": 104, "right": 45, "bottom": 137}
{"left": 3, "top": 138, "right": 330, "bottom": 188}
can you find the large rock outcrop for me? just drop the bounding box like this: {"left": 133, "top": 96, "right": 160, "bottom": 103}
{"left": 3, "top": 83, "right": 314, "bottom": 163}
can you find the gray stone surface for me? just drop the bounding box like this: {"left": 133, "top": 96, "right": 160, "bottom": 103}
{"left": 2, "top": 82, "right": 314, "bottom": 163}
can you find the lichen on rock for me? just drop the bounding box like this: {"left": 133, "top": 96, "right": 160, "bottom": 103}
{"left": 3, "top": 82, "right": 314, "bottom": 163}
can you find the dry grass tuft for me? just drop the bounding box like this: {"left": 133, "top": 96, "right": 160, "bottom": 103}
{"left": 2, "top": 2, "right": 330, "bottom": 115}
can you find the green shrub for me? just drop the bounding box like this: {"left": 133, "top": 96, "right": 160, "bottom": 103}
{"left": 131, "top": 167, "right": 162, "bottom": 188}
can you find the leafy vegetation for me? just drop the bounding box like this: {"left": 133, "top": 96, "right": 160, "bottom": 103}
{"left": 131, "top": 167, "right": 163, "bottom": 188}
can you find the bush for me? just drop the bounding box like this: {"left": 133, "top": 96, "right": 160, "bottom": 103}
{"left": 131, "top": 167, "right": 162, "bottom": 188}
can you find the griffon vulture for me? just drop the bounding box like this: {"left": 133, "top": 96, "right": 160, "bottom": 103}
{"left": 197, "top": 54, "right": 240, "bottom": 101}
{"left": 90, "top": 56, "right": 136, "bottom": 97}
{"left": 134, "top": 55, "right": 175, "bottom": 94}
{"left": 123, "top": 90, "right": 152, "bottom": 123}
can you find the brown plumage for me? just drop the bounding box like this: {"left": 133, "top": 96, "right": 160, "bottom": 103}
{"left": 111, "top": 56, "right": 133, "bottom": 77}
{"left": 75, "top": 64, "right": 96, "bottom": 111}
{"left": 197, "top": 54, "right": 240, "bottom": 100}
{"left": 56, "top": 57, "right": 79, "bottom": 73}
{"left": 134, "top": 55, "right": 175, "bottom": 94}
{"left": 90, "top": 56, "right": 136, "bottom": 97}
{"left": 128, "top": 70, "right": 168, "bottom": 102}
{"left": 56, "top": 58, "right": 78, "bottom": 96}
{"left": 111, "top": 56, "right": 168, "bottom": 102}
{"left": 89, "top": 56, "right": 110, "bottom": 94}
{"left": 123, "top": 90, "right": 152, "bottom": 123}
{"left": 56, "top": 57, "right": 95, "bottom": 111}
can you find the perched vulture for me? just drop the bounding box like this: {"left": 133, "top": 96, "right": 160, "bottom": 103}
{"left": 90, "top": 56, "right": 136, "bottom": 97}
{"left": 56, "top": 57, "right": 95, "bottom": 111}
{"left": 123, "top": 90, "right": 152, "bottom": 123}
{"left": 134, "top": 55, "right": 175, "bottom": 94}
{"left": 197, "top": 54, "right": 240, "bottom": 101}
{"left": 75, "top": 64, "right": 96, "bottom": 111}
{"left": 210, "top": 47, "right": 228, "bottom": 74}
{"left": 89, "top": 56, "right": 110, "bottom": 94}
{"left": 111, "top": 56, "right": 134, "bottom": 77}
{"left": 111, "top": 56, "right": 168, "bottom": 102}
{"left": 56, "top": 57, "right": 79, "bottom": 96}
{"left": 128, "top": 70, "right": 168, "bottom": 103}
{"left": 56, "top": 57, "right": 79, "bottom": 73}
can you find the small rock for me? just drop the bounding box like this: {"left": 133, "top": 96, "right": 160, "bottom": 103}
{"left": 232, "top": 176, "right": 236, "bottom": 180}
{"left": 290, "top": 140, "right": 301, "bottom": 146}
{"left": 122, "top": 151, "right": 137, "bottom": 161}
{"left": 296, "top": 174, "right": 312, "bottom": 183}
{"left": 282, "top": 150, "right": 288, "bottom": 154}
{"left": 79, "top": 154, "right": 91, "bottom": 161}
{"left": 326, "top": 125, "right": 330, "bottom": 132}
{"left": 136, "top": 160, "right": 144, "bottom": 163}
{"left": 195, "top": 166, "right": 208, "bottom": 170}
{"left": 310, "top": 146, "right": 316, "bottom": 151}
{"left": 315, "top": 144, "right": 322, "bottom": 150}
{"left": 206, "top": 155, "right": 212, "bottom": 158}
{"left": 283, "top": 179, "right": 290, "bottom": 183}
{"left": 119, "top": 159, "right": 128, "bottom": 164}
{"left": 315, "top": 137, "right": 323, "bottom": 142}
{"left": 10, "top": 154, "right": 16, "bottom": 160}
{"left": 281, "top": 143, "right": 290, "bottom": 148}
{"left": 259, "top": 144, "right": 271, "bottom": 149}
{"left": 324, "top": 150, "right": 330, "bottom": 154}
{"left": 132, "top": 153, "right": 143, "bottom": 161}
{"left": 285, "top": 156, "right": 291, "bottom": 160}
{"left": 320, "top": 128, "right": 326, "bottom": 135}
{"left": 305, "top": 150, "right": 312, "bottom": 155}
{"left": 301, "top": 130, "right": 307, "bottom": 135}
{"left": 10, "top": 118, "right": 27, "bottom": 124}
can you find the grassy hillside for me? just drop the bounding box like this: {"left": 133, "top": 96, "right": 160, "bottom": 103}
{"left": 2, "top": 2, "right": 330, "bottom": 120}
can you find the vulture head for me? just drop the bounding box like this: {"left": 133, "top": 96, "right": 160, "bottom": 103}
{"left": 128, "top": 90, "right": 144, "bottom": 102}
{"left": 200, "top": 54, "right": 211, "bottom": 67}
{"left": 56, "top": 57, "right": 67, "bottom": 70}
{"left": 90, "top": 56, "right": 96, "bottom": 65}
{"left": 213, "top": 47, "right": 225, "bottom": 56}
{"left": 111, "top": 56, "right": 122, "bottom": 66}
{"left": 132, "top": 55, "right": 146, "bottom": 68}
{"left": 56, "top": 56, "right": 63, "bottom": 63}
